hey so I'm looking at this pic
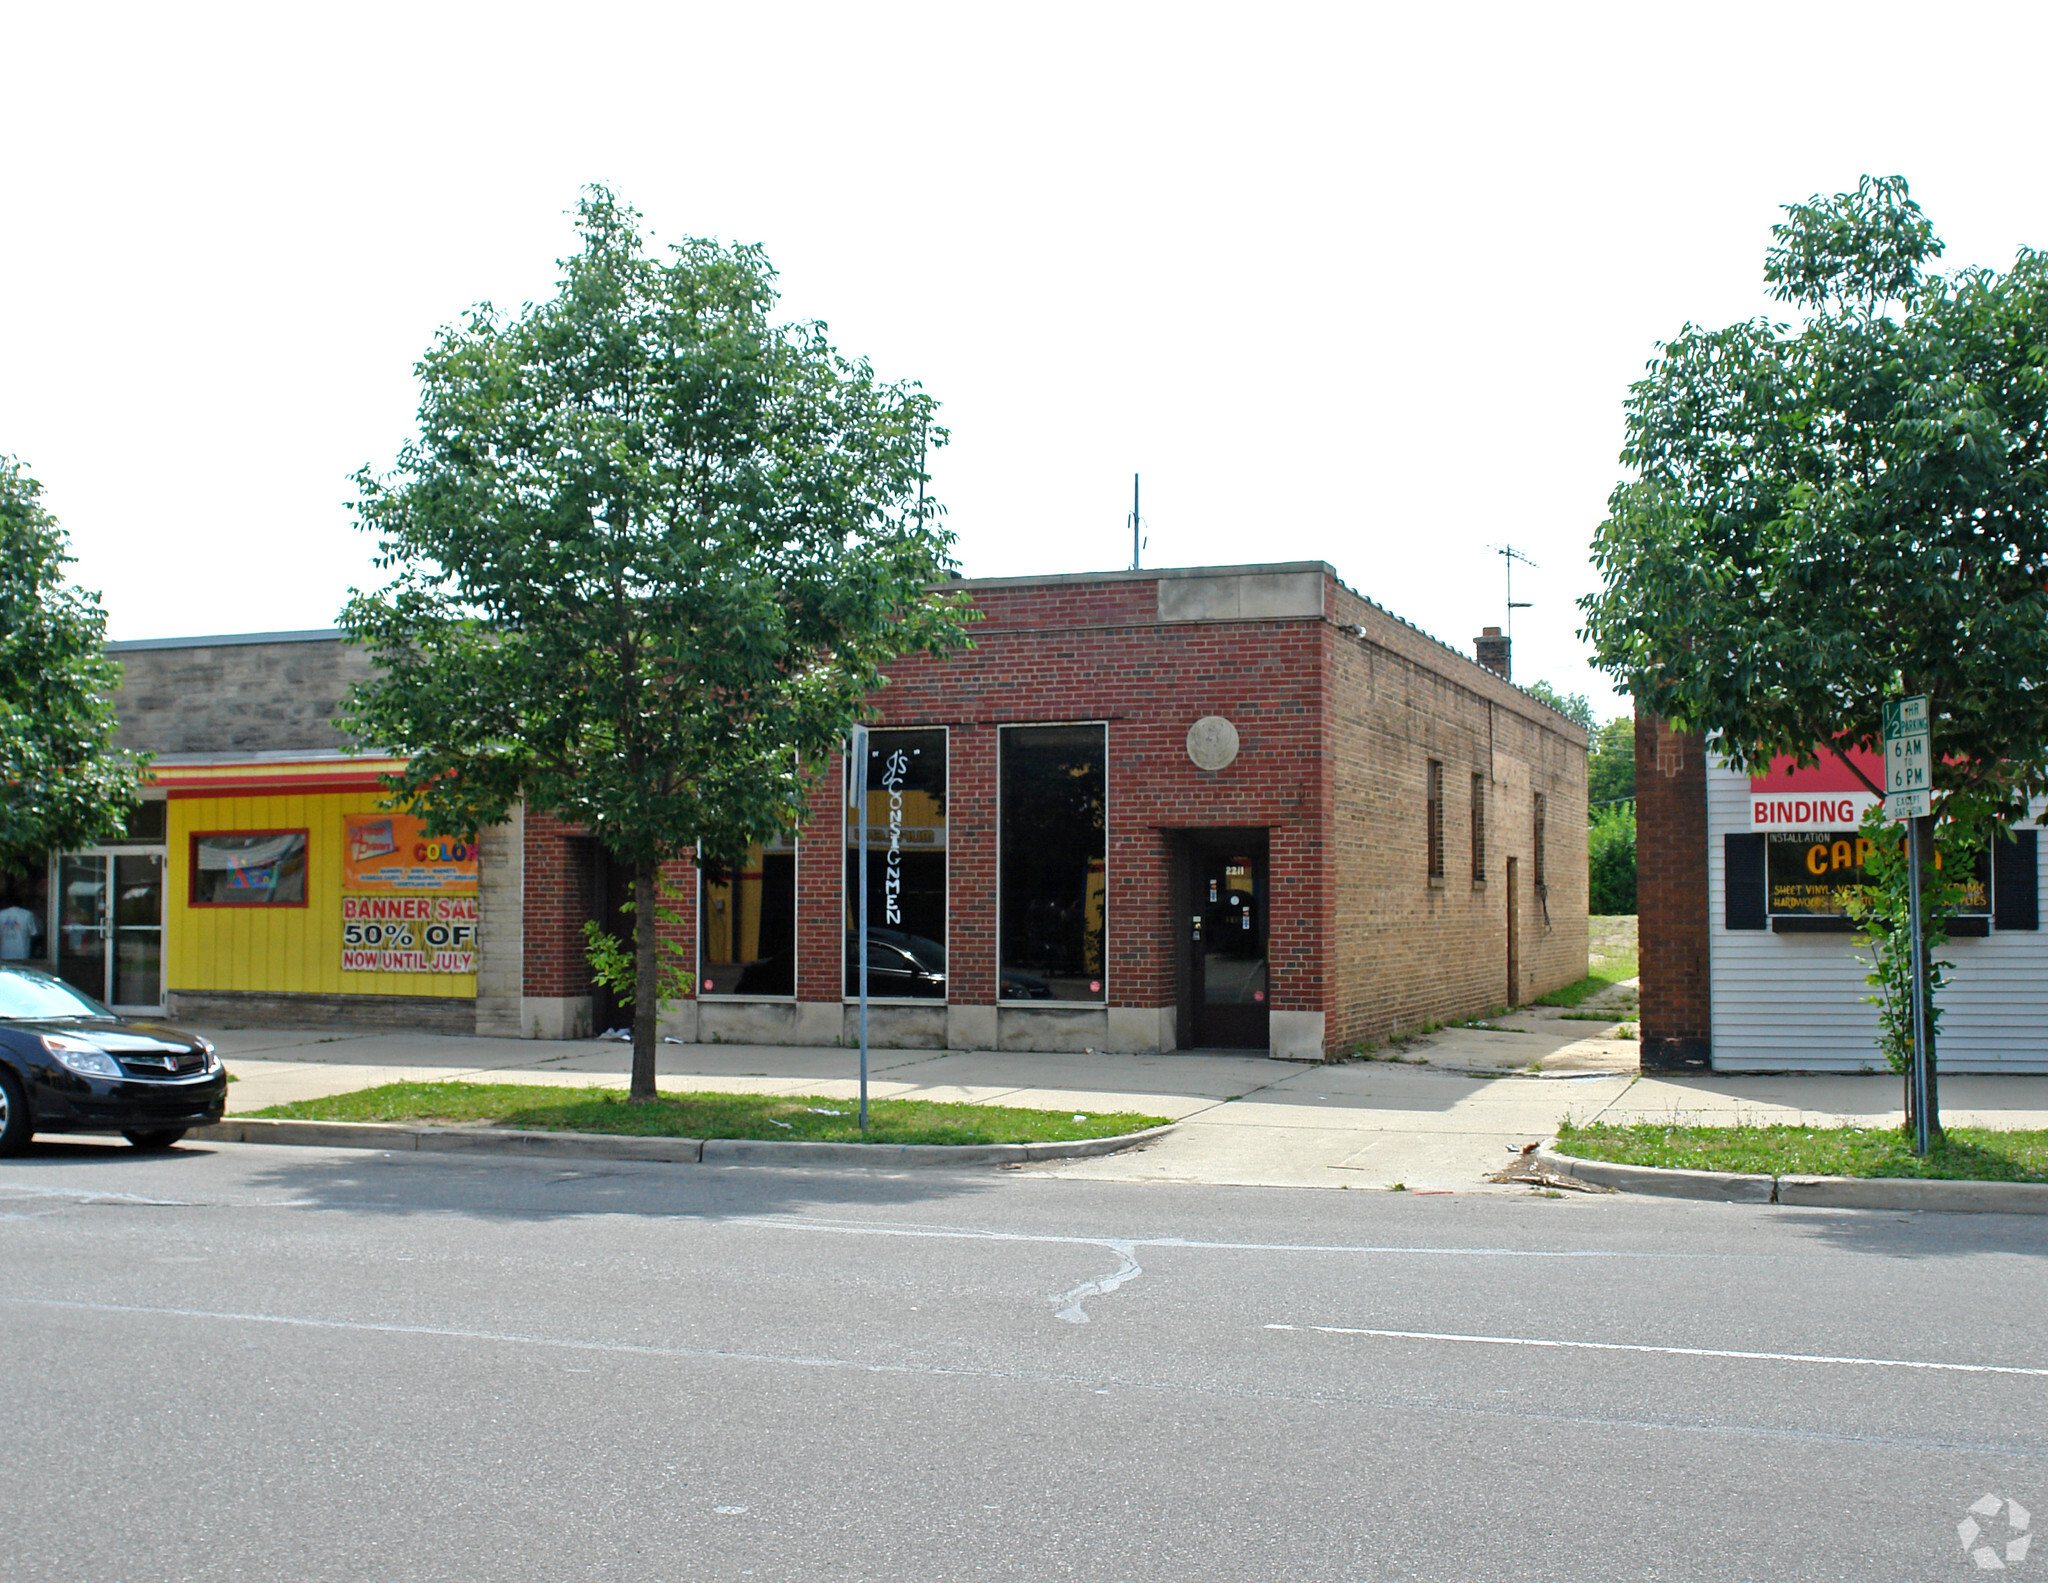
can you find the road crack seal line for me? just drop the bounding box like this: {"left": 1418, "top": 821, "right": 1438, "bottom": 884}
{"left": 1050, "top": 1240, "right": 1141, "bottom": 1323}
{"left": 0, "top": 1185, "right": 200, "bottom": 1208}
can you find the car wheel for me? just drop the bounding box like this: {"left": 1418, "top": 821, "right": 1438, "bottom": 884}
{"left": 122, "top": 1128, "right": 186, "bottom": 1150}
{"left": 0, "top": 1066, "right": 29, "bottom": 1156}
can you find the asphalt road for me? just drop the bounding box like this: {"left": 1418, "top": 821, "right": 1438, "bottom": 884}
{"left": 3, "top": 1140, "right": 2044, "bottom": 1582}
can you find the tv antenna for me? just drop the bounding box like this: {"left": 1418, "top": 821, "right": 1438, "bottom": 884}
{"left": 1128, "top": 473, "right": 1147, "bottom": 571}
{"left": 1491, "top": 544, "right": 1536, "bottom": 637}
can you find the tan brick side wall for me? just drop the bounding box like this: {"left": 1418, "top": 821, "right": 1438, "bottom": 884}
{"left": 1324, "top": 588, "right": 1588, "bottom": 1051}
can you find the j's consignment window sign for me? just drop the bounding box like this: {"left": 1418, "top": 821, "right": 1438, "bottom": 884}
{"left": 1766, "top": 831, "right": 1990, "bottom": 917}
{"left": 341, "top": 814, "right": 478, "bottom": 974}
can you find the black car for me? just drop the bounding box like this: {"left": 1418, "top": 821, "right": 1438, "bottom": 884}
{"left": 0, "top": 964, "right": 227, "bottom": 1155}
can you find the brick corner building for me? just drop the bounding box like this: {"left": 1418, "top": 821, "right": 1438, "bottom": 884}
{"left": 30, "top": 562, "right": 1591, "bottom": 1064}
{"left": 506, "top": 560, "right": 1590, "bottom": 1058}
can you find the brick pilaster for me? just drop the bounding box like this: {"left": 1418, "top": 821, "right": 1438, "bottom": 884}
{"left": 1635, "top": 708, "right": 1710, "bottom": 1070}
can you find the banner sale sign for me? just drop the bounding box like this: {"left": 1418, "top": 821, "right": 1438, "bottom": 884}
{"left": 339, "top": 813, "right": 479, "bottom": 975}
{"left": 341, "top": 895, "right": 478, "bottom": 974}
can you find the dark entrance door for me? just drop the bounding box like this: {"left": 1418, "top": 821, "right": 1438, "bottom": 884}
{"left": 1180, "top": 833, "right": 1270, "bottom": 1050}
{"left": 580, "top": 840, "right": 637, "bottom": 1036}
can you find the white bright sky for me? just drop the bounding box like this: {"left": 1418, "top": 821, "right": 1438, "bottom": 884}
{"left": 8, "top": 2, "right": 2048, "bottom": 723}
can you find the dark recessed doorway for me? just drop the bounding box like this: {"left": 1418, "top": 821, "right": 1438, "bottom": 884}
{"left": 1177, "top": 830, "right": 1270, "bottom": 1050}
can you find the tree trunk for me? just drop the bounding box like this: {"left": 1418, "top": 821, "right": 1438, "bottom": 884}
{"left": 630, "top": 858, "right": 658, "bottom": 1103}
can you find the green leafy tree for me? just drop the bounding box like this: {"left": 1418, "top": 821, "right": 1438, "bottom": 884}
{"left": 1587, "top": 802, "right": 1636, "bottom": 915}
{"left": 1582, "top": 174, "right": 2048, "bottom": 1133}
{"left": 1586, "top": 717, "right": 1636, "bottom": 809}
{"left": 342, "top": 189, "right": 971, "bottom": 1100}
{"left": 0, "top": 457, "right": 141, "bottom": 872}
{"left": 1843, "top": 804, "right": 1975, "bottom": 1074}
{"left": 1523, "top": 680, "right": 1594, "bottom": 731}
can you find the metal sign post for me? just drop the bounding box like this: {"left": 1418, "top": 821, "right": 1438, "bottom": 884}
{"left": 1883, "top": 697, "right": 1932, "bottom": 1155}
{"left": 1904, "top": 818, "right": 1930, "bottom": 1157}
{"left": 851, "top": 724, "right": 871, "bottom": 1130}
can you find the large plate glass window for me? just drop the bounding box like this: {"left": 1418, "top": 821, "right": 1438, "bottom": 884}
{"left": 190, "top": 831, "right": 308, "bottom": 906}
{"left": 1000, "top": 724, "right": 1107, "bottom": 1003}
{"left": 1765, "top": 830, "right": 1990, "bottom": 918}
{"left": 700, "top": 835, "right": 796, "bottom": 997}
{"left": 845, "top": 728, "right": 947, "bottom": 999}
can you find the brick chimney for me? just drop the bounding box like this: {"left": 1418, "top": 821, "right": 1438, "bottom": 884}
{"left": 1475, "top": 626, "right": 1510, "bottom": 680}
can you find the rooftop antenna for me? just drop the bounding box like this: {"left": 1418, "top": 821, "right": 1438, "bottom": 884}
{"left": 1491, "top": 544, "right": 1536, "bottom": 638}
{"left": 1128, "top": 473, "right": 1146, "bottom": 571}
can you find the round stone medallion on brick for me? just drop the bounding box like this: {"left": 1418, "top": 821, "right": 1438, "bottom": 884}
{"left": 1185, "top": 715, "right": 1240, "bottom": 771}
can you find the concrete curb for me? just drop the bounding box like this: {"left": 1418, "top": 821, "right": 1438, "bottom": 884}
{"left": 194, "top": 1117, "right": 1176, "bottom": 1168}
{"left": 1537, "top": 1147, "right": 2048, "bottom": 1214}
{"left": 1537, "top": 1149, "right": 1773, "bottom": 1202}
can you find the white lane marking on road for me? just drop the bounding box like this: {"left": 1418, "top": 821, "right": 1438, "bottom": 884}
{"left": 12, "top": 1296, "right": 2048, "bottom": 1460}
{"left": 2, "top": 1295, "right": 1108, "bottom": 1382}
{"left": 1050, "top": 1241, "right": 1141, "bottom": 1323}
{"left": 736, "top": 1215, "right": 1676, "bottom": 1261}
{"left": 1269, "top": 1324, "right": 2048, "bottom": 1378}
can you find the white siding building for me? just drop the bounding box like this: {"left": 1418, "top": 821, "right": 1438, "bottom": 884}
{"left": 1699, "top": 755, "right": 2047, "bottom": 1073}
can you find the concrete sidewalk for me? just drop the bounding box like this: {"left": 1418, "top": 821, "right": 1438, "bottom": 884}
{"left": 204, "top": 1019, "right": 1636, "bottom": 1192}
{"left": 199, "top": 1017, "right": 2048, "bottom": 1191}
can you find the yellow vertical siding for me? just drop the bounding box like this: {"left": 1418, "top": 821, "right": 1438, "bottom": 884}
{"left": 166, "top": 792, "right": 477, "bottom": 998}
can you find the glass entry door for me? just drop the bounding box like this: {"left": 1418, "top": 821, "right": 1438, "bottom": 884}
{"left": 54, "top": 850, "right": 165, "bottom": 1011}
{"left": 1181, "top": 834, "right": 1270, "bottom": 1050}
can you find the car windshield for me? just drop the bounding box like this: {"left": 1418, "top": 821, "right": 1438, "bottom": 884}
{"left": 0, "top": 969, "right": 115, "bottom": 1021}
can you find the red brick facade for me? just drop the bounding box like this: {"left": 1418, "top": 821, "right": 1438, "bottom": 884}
{"left": 494, "top": 564, "right": 1589, "bottom": 1055}
{"left": 1633, "top": 710, "right": 1711, "bottom": 1070}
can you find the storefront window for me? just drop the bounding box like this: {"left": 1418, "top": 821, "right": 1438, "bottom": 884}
{"left": 700, "top": 836, "right": 796, "bottom": 996}
{"left": 1000, "top": 724, "right": 1106, "bottom": 1002}
{"left": 846, "top": 728, "right": 947, "bottom": 999}
{"left": 0, "top": 862, "right": 49, "bottom": 965}
{"left": 190, "top": 831, "right": 308, "bottom": 906}
{"left": 1766, "top": 830, "right": 1991, "bottom": 917}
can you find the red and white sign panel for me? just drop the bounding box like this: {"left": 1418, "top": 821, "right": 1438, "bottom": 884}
{"left": 1748, "top": 751, "right": 1882, "bottom": 831}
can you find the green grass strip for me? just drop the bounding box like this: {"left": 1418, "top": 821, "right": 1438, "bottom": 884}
{"left": 1535, "top": 945, "right": 1639, "bottom": 1009}
{"left": 1554, "top": 1120, "right": 2048, "bottom": 1183}
{"left": 250, "top": 1082, "right": 1170, "bottom": 1147}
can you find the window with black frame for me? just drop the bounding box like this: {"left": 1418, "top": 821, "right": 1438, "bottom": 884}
{"left": 999, "top": 724, "right": 1107, "bottom": 1003}
{"left": 845, "top": 728, "right": 947, "bottom": 999}
{"left": 699, "top": 836, "right": 796, "bottom": 997}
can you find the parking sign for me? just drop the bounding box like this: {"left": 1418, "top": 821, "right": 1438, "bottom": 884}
{"left": 1883, "top": 696, "right": 1931, "bottom": 820}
